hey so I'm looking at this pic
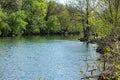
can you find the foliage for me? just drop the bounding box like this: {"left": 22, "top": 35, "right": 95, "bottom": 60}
{"left": 0, "top": 6, "right": 9, "bottom": 37}
{"left": 0, "top": 0, "right": 83, "bottom": 36}
{"left": 22, "top": 0, "right": 47, "bottom": 34}
{"left": 8, "top": 10, "right": 27, "bottom": 36}
{"left": 89, "top": 15, "right": 113, "bottom": 37}
{"left": 0, "top": 0, "right": 22, "bottom": 12}
{"left": 66, "top": 0, "right": 120, "bottom": 79}
{"left": 0, "top": 0, "right": 120, "bottom": 79}
{"left": 46, "top": 15, "right": 60, "bottom": 33}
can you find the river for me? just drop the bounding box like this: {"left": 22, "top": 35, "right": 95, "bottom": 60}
{"left": 0, "top": 35, "right": 99, "bottom": 80}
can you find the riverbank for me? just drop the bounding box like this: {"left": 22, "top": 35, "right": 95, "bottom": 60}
{"left": 0, "top": 32, "right": 81, "bottom": 37}
{"left": 79, "top": 34, "right": 120, "bottom": 79}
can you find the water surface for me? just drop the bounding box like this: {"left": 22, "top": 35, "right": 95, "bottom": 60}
{"left": 0, "top": 35, "right": 98, "bottom": 80}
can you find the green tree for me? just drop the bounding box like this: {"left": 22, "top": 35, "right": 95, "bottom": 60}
{"left": 22, "top": 0, "right": 47, "bottom": 34}
{"left": 0, "top": 0, "right": 22, "bottom": 12}
{"left": 56, "top": 4, "right": 73, "bottom": 34}
{"left": 46, "top": 15, "right": 60, "bottom": 33}
{"left": 0, "top": 6, "right": 9, "bottom": 37}
{"left": 8, "top": 10, "right": 27, "bottom": 36}
{"left": 45, "top": 0, "right": 59, "bottom": 21}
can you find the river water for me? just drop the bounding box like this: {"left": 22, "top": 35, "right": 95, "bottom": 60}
{"left": 0, "top": 35, "right": 99, "bottom": 80}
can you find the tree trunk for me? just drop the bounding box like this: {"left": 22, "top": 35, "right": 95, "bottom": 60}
{"left": 83, "top": 0, "right": 90, "bottom": 41}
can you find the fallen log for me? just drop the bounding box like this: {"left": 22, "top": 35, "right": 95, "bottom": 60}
{"left": 81, "top": 70, "right": 114, "bottom": 79}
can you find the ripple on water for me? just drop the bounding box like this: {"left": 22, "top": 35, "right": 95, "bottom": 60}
{"left": 0, "top": 36, "right": 99, "bottom": 80}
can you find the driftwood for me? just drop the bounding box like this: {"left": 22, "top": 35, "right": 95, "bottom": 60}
{"left": 81, "top": 75, "right": 99, "bottom": 79}
{"left": 88, "top": 69, "right": 97, "bottom": 75}
{"left": 81, "top": 70, "right": 114, "bottom": 80}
